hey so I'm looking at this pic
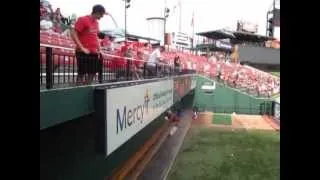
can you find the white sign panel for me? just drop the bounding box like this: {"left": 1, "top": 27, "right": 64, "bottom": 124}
{"left": 106, "top": 80, "right": 173, "bottom": 155}
{"left": 201, "top": 81, "right": 216, "bottom": 94}
{"left": 215, "top": 41, "right": 232, "bottom": 50}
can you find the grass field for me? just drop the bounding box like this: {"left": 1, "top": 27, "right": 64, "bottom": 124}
{"left": 212, "top": 113, "right": 232, "bottom": 125}
{"left": 270, "top": 71, "right": 280, "bottom": 77}
{"left": 168, "top": 127, "right": 280, "bottom": 180}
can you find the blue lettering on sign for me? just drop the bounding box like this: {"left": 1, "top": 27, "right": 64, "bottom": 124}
{"left": 116, "top": 98, "right": 149, "bottom": 134}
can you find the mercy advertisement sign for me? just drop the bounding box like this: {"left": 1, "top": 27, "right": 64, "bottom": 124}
{"left": 105, "top": 80, "right": 173, "bottom": 155}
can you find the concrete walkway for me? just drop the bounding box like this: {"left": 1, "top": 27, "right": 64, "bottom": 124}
{"left": 138, "top": 111, "right": 192, "bottom": 180}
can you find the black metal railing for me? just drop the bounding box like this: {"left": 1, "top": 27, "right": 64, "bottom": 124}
{"left": 40, "top": 44, "right": 195, "bottom": 90}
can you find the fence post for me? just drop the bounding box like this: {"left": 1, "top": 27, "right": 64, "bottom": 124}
{"left": 143, "top": 62, "right": 147, "bottom": 79}
{"left": 46, "top": 47, "right": 53, "bottom": 89}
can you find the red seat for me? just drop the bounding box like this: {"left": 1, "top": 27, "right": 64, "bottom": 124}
{"left": 40, "top": 31, "right": 50, "bottom": 36}
{"left": 63, "top": 49, "right": 74, "bottom": 56}
{"left": 40, "top": 47, "right": 46, "bottom": 53}
{"left": 40, "top": 37, "right": 51, "bottom": 44}
{"left": 40, "top": 54, "right": 46, "bottom": 65}
{"left": 50, "top": 39, "right": 59, "bottom": 46}
{"left": 52, "top": 48, "right": 61, "bottom": 54}
{"left": 50, "top": 32, "right": 60, "bottom": 39}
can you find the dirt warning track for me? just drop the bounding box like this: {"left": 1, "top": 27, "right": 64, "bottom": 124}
{"left": 192, "top": 112, "right": 279, "bottom": 131}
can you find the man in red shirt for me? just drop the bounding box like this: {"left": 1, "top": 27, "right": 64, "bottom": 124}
{"left": 71, "top": 5, "right": 107, "bottom": 85}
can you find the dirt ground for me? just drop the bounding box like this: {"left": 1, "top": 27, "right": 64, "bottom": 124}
{"left": 191, "top": 112, "right": 279, "bottom": 131}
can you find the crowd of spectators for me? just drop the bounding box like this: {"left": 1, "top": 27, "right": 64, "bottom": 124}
{"left": 40, "top": 0, "right": 76, "bottom": 34}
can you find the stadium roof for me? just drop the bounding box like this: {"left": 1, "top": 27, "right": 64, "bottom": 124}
{"left": 197, "top": 29, "right": 276, "bottom": 43}
{"left": 195, "top": 44, "right": 232, "bottom": 52}
{"left": 101, "top": 29, "right": 160, "bottom": 43}
{"left": 232, "top": 31, "right": 275, "bottom": 43}
{"left": 196, "top": 29, "right": 235, "bottom": 40}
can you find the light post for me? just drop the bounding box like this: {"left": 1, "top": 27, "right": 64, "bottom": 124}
{"left": 164, "top": 7, "right": 169, "bottom": 48}
{"left": 124, "top": 0, "right": 131, "bottom": 42}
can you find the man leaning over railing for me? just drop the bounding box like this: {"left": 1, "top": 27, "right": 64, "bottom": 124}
{"left": 70, "top": 4, "right": 107, "bottom": 85}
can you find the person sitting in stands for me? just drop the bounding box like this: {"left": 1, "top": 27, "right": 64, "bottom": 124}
{"left": 52, "top": 8, "right": 64, "bottom": 33}
{"left": 146, "top": 45, "right": 165, "bottom": 78}
{"left": 100, "top": 34, "right": 115, "bottom": 52}
{"left": 174, "top": 55, "right": 181, "bottom": 75}
{"left": 137, "top": 43, "right": 150, "bottom": 77}
{"left": 135, "top": 43, "right": 148, "bottom": 77}
{"left": 125, "top": 45, "right": 141, "bottom": 80}
{"left": 40, "top": 2, "right": 47, "bottom": 20}
{"left": 40, "top": 18, "right": 53, "bottom": 31}
{"left": 137, "top": 43, "right": 150, "bottom": 62}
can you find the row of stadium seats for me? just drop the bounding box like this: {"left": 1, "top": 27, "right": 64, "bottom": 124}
{"left": 40, "top": 30, "right": 71, "bottom": 40}
{"left": 40, "top": 30, "right": 279, "bottom": 97}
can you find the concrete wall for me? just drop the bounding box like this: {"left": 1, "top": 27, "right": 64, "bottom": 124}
{"left": 193, "top": 75, "right": 272, "bottom": 114}
{"left": 40, "top": 86, "right": 94, "bottom": 130}
{"left": 40, "top": 76, "right": 195, "bottom": 179}
{"left": 40, "top": 92, "right": 195, "bottom": 180}
{"left": 40, "top": 75, "right": 197, "bottom": 130}
{"left": 239, "top": 46, "right": 280, "bottom": 65}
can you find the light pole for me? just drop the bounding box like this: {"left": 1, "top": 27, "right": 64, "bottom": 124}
{"left": 124, "top": 0, "right": 131, "bottom": 43}
{"left": 125, "top": 0, "right": 127, "bottom": 41}
{"left": 164, "top": 7, "right": 169, "bottom": 48}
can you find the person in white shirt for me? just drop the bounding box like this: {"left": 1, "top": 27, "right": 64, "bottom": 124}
{"left": 146, "top": 46, "right": 165, "bottom": 78}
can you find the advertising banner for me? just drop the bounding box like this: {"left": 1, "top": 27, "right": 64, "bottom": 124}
{"left": 106, "top": 80, "right": 173, "bottom": 155}
{"left": 200, "top": 81, "right": 216, "bottom": 94}
{"left": 215, "top": 40, "right": 232, "bottom": 50}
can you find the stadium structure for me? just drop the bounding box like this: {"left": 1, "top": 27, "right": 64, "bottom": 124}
{"left": 40, "top": 0, "right": 280, "bottom": 179}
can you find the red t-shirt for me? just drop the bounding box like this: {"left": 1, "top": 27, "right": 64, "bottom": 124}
{"left": 74, "top": 15, "right": 99, "bottom": 53}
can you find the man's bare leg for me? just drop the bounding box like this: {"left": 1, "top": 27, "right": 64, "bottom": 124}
{"left": 87, "top": 74, "right": 95, "bottom": 85}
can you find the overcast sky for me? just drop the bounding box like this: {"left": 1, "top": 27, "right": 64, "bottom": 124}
{"left": 49, "top": 0, "right": 279, "bottom": 38}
